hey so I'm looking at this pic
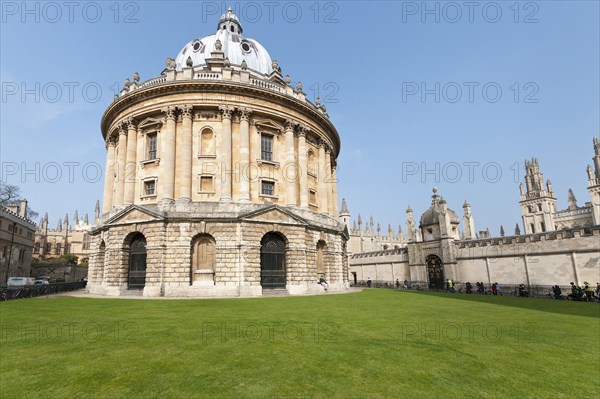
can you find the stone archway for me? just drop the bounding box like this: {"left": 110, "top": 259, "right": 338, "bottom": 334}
{"left": 425, "top": 254, "right": 444, "bottom": 290}
{"left": 191, "top": 234, "right": 216, "bottom": 285}
{"left": 127, "top": 233, "right": 147, "bottom": 290}
{"left": 260, "top": 232, "right": 286, "bottom": 289}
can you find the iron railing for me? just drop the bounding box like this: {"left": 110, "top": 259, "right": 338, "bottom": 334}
{"left": 0, "top": 281, "right": 87, "bottom": 301}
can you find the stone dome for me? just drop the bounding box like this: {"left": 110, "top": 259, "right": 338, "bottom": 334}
{"left": 419, "top": 188, "right": 460, "bottom": 227}
{"left": 174, "top": 9, "right": 273, "bottom": 75}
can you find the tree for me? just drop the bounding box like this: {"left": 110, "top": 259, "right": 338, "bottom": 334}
{"left": 0, "top": 183, "right": 39, "bottom": 220}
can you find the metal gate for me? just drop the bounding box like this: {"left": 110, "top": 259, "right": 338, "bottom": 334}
{"left": 426, "top": 254, "right": 444, "bottom": 289}
{"left": 128, "top": 235, "right": 147, "bottom": 290}
{"left": 260, "top": 233, "right": 286, "bottom": 289}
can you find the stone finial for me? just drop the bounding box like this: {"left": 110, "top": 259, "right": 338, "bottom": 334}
{"left": 166, "top": 57, "right": 176, "bottom": 70}
{"left": 285, "top": 74, "right": 291, "bottom": 84}
{"left": 186, "top": 56, "right": 193, "bottom": 67}
{"left": 588, "top": 165, "right": 595, "bottom": 180}
{"left": 271, "top": 59, "right": 279, "bottom": 72}
{"left": 124, "top": 78, "right": 131, "bottom": 88}
{"left": 546, "top": 179, "right": 553, "bottom": 193}
{"left": 114, "top": 94, "right": 119, "bottom": 101}
{"left": 241, "top": 59, "right": 248, "bottom": 70}
{"left": 224, "top": 57, "right": 231, "bottom": 67}
{"left": 297, "top": 81, "right": 303, "bottom": 92}
{"left": 133, "top": 72, "right": 140, "bottom": 83}
{"left": 84, "top": 214, "right": 89, "bottom": 224}
{"left": 514, "top": 223, "right": 521, "bottom": 235}
{"left": 500, "top": 225, "right": 505, "bottom": 237}
{"left": 215, "top": 39, "right": 222, "bottom": 51}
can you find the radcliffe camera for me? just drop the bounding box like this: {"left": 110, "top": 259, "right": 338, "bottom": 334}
{"left": 1, "top": 2, "right": 598, "bottom": 398}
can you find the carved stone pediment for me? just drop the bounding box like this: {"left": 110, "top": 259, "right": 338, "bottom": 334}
{"left": 254, "top": 119, "right": 284, "bottom": 134}
{"left": 104, "top": 205, "right": 164, "bottom": 226}
{"left": 240, "top": 205, "right": 308, "bottom": 226}
{"left": 138, "top": 117, "right": 164, "bottom": 132}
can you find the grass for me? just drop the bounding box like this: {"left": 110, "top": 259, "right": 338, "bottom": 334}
{"left": 0, "top": 290, "right": 598, "bottom": 398}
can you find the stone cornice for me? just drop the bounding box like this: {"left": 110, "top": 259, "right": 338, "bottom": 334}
{"left": 100, "top": 80, "right": 341, "bottom": 157}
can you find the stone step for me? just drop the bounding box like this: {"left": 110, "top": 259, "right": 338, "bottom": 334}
{"left": 262, "top": 289, "right": 289, "bottom": 297}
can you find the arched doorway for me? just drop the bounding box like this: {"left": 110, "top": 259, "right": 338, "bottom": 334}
{"left": 260, "top": 232, "right": 286, "bottom": 289}
{"left": 425, "top": 254, "right": 444, "bottom": 290}
{"left": 128, "top": 234, "right": 147, "bottom": 290}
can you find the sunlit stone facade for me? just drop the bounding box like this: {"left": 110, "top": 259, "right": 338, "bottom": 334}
{"left": 87, "top": 10, "right": 348, "bottom": 297}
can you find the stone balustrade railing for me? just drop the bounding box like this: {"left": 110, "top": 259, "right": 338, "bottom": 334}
{"left": 116, "top": 67, "right": 328, "bottom": 118}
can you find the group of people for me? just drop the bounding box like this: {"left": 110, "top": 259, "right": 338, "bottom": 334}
{"left": 463, "top": 282, "right": 500, "bottom": 295}
{"left": 566, "top": 281, "right": 598, "bottom": 301}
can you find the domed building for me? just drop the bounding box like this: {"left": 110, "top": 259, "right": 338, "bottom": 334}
{"left": 87, "top": 9, "right": 348, "bottom": 297}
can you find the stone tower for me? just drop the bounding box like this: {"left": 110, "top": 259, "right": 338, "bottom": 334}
{"left": 587, "top": 137, "right": 600, "bottom": 225}
{"left": 519, "top": 157, "right": 557, "bottom": 234}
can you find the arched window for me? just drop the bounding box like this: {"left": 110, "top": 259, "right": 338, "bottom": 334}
{"left": 200, "top": 128, "right": 215, "bottom": 156}
{"left": 191, "top": 235, "right": 216, "bottom": 285}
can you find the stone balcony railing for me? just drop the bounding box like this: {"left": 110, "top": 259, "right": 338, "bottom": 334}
{"left": 115, "top": 64, "right": 329, "bottom": 119}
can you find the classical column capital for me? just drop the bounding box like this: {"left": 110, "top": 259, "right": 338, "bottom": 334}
{"left": 118, "top": 124, "right": 127, "bottom": 136}
{"left": 162, "top": 106, "right": 178, "bottom": 121}
{"left": 284, "top": 119, "right": 297, "bottom": 131}
{"left": 181, "top": 104, "right": 193, "bottom": 119}
{"left": 296, "top": 124, "right": 309, "bottom": 137}
{"left": 122, "top": 117, "right": 137, "bottom": 131}
{"left": 105, "top": 135, "right": 116, "bottom": 149}
{"left": 219, "top": 106, "right": 233, "bottom": 119}
{"left": 317, "top": 138, "right": 326, "bottom": 148}
{"left": 238, "top": 107, "right": 252, "bottom": 121}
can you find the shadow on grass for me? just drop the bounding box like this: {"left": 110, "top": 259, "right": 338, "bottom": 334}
{"left": 397, "top": 290, "right": 600, "bottom": 319}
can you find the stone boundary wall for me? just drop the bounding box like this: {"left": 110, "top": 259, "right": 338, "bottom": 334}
{"left": 350, "top": 227, "right": 600, "bottom": 287}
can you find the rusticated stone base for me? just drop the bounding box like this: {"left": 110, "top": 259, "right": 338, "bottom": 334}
{"left": 86, "top": 203, "right": 349, "bottom": 298}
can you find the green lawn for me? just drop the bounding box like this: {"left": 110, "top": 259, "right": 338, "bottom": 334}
{"left": 1, "top": 290, "right": 598, "bottom": 398}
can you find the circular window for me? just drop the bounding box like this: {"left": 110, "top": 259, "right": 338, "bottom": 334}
{"left": 192, "top": 41, "right": 202, "bottom": 52}
{"left": 241, "top": 42, "right": 251, "bottom": 53}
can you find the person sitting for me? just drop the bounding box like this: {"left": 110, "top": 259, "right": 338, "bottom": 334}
{"left": 552, "top": 285, "right": 562, "bottom": 299}
{"left": 570, "top": 282, "right": 583, "bottom": 300}
{"left": 318, "top": 274, "right": 328, "bottom": 291}
{"left": 403, "top": 279, "right": 409, "bottom": 290}
{"left": 465, "top": 282, "right": 473, "bottom": 294}
{"left": 584, "top": 281, "right": 594, "bottom": 301}
{"left": 395, "top": 279, "right": 400, "bottom": 289}
{"left": 491, "top": 283, "right": 498, "bottom": 295}
{"left": 518, "top": 284, "right": 529, "bottom": 297}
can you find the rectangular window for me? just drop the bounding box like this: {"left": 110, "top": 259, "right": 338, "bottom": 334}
{"left": 7, "top": 225, "right": 12, "bottom": 232}
{"left": 200, "top": 176, "right": 214, "bottom": 192}
{"left": 18, "top": 249, "right": 24, "bottom": 263}
{"left": 147, "top": 133, "right": 157, "bottom": 160}
{"left": 261, "top": 134, "right": 273, "bottom": 161}
{"left": 144, "top": 180, "right": 156, "bottom": 196}
{"left": 56, "top": 243, "right": 62, "bottom": 253}
{"left": 261, "top": 181, "right": 275, "bottom": 196}
{"left": 46, "top": 243, "right": 52, "bottom": 253}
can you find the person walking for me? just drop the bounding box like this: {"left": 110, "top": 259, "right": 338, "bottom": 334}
{"left": 366, "top": 277, "right": 372, "bottom": 288}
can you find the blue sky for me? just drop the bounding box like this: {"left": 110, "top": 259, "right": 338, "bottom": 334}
{"left": 1, "top": 1, "right": 599, "bottom": 234}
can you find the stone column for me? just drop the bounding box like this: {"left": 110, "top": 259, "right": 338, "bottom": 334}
{"left": 238, "top": 108, "right": 252, "bottom": 202}
{"left": 331, "top": 162, "right": 339, "bottom": 218}
{"left": 159, "top": 106, "right": 177, "bottom": 203}
{"left": 102, "top": 137, "right": 116, "bottom": 213}
{"left": 284, "top": 120, "right": 297, "bottom": 207}
{"left": 219, "top": 106, "right": 233, "bottom": 202}
{"left": 325, "top": 147, "right": 333, "bottom": 215}
{"left": 114, "top": 125, "right": 128, "bottom": 206}
{"left": 297, "top": 126, "right": 308, "bottom": 208}
{"left": 123, "top": 118, "right": 137, "bottom": 204}
{"left": 318, "top": 140, "right": 329, "bottom": 214}
{"left": 178, "top": 105, "right": 193, "bottom": 201}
